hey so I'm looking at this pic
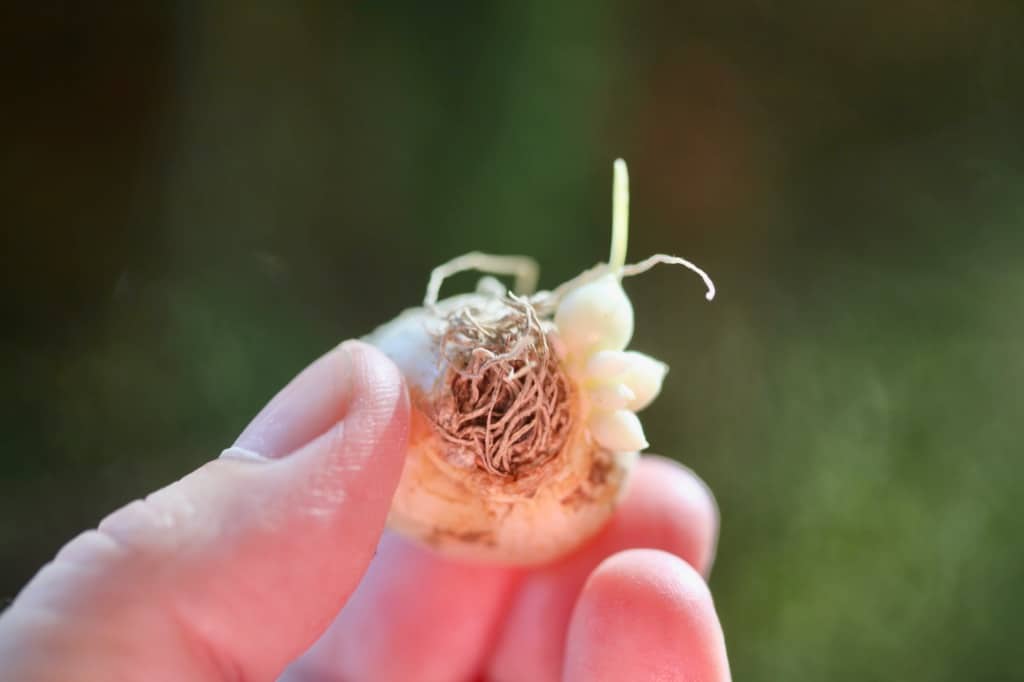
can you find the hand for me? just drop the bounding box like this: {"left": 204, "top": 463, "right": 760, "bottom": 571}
{"left": 0, "top": 341, "right": 731, "bottom": 681}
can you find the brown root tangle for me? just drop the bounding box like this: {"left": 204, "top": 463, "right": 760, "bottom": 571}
{"left": 432, "top": 295, "right": 573, "bottom": 477}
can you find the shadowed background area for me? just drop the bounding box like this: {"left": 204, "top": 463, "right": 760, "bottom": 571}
{"left": 2, "top": 3, "right": 1022, "bottom": 680}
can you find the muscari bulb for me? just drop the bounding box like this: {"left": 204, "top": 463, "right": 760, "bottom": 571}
{"left": 363, "top": 160, "right": 714, "bottom": 565}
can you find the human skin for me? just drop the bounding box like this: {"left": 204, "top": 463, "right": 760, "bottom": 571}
{"left": 0, "top": 341, "right": 731, "bottom": 682}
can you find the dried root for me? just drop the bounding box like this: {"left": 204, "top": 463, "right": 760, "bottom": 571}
{"left": 432, "top": 295, "right": 573, "bottom": 477}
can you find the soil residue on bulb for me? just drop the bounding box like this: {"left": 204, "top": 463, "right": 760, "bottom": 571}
{"left": 426, "top": 526, "right": 498, "bottom": 548}
{"left": 431, "top": 295, "right": 574, "bottom": 478}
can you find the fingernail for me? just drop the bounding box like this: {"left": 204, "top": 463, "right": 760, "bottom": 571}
{"left": 219, "top": 445, "right": 268, "bottom": 461}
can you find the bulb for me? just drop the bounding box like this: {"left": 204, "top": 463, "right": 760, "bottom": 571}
{"left": 366, "top": 282, "right": 641, "bottom": 565}
{"left": 362, "top": 160, "right": 714, "bottom": 565}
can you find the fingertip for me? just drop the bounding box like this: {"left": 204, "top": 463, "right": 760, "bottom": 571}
{"left": 338, "top": 339, "right": 411, "bottom": 459}
{"left": 582, "top": 548, "right": 714, "bottom": 616}
{"left": 631, "top": 456, "right": 720, "bottom": 577}
{"left": 564, "top": 549, "right": 731, "bottom": 682}
{"left": 234, "top": 344, "right": 355, "bottom": 458}
{"left": 309, "top": 340, "right": 410, "bottom": 505}
{"left": 235, "top": 339, "right": 412, "bottom": 462}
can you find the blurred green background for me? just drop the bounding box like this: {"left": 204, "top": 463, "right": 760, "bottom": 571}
{"left": 2, "top": 3, "right": 1023, "bottom": 680}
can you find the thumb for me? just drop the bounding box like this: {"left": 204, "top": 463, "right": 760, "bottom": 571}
{"left": 0, "top": 340, "right": 410, "bottom": 682}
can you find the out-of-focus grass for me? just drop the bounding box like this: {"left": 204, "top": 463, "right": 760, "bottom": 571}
{"left": 2, "top": 3, "right": 1023, "bottom": 680}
